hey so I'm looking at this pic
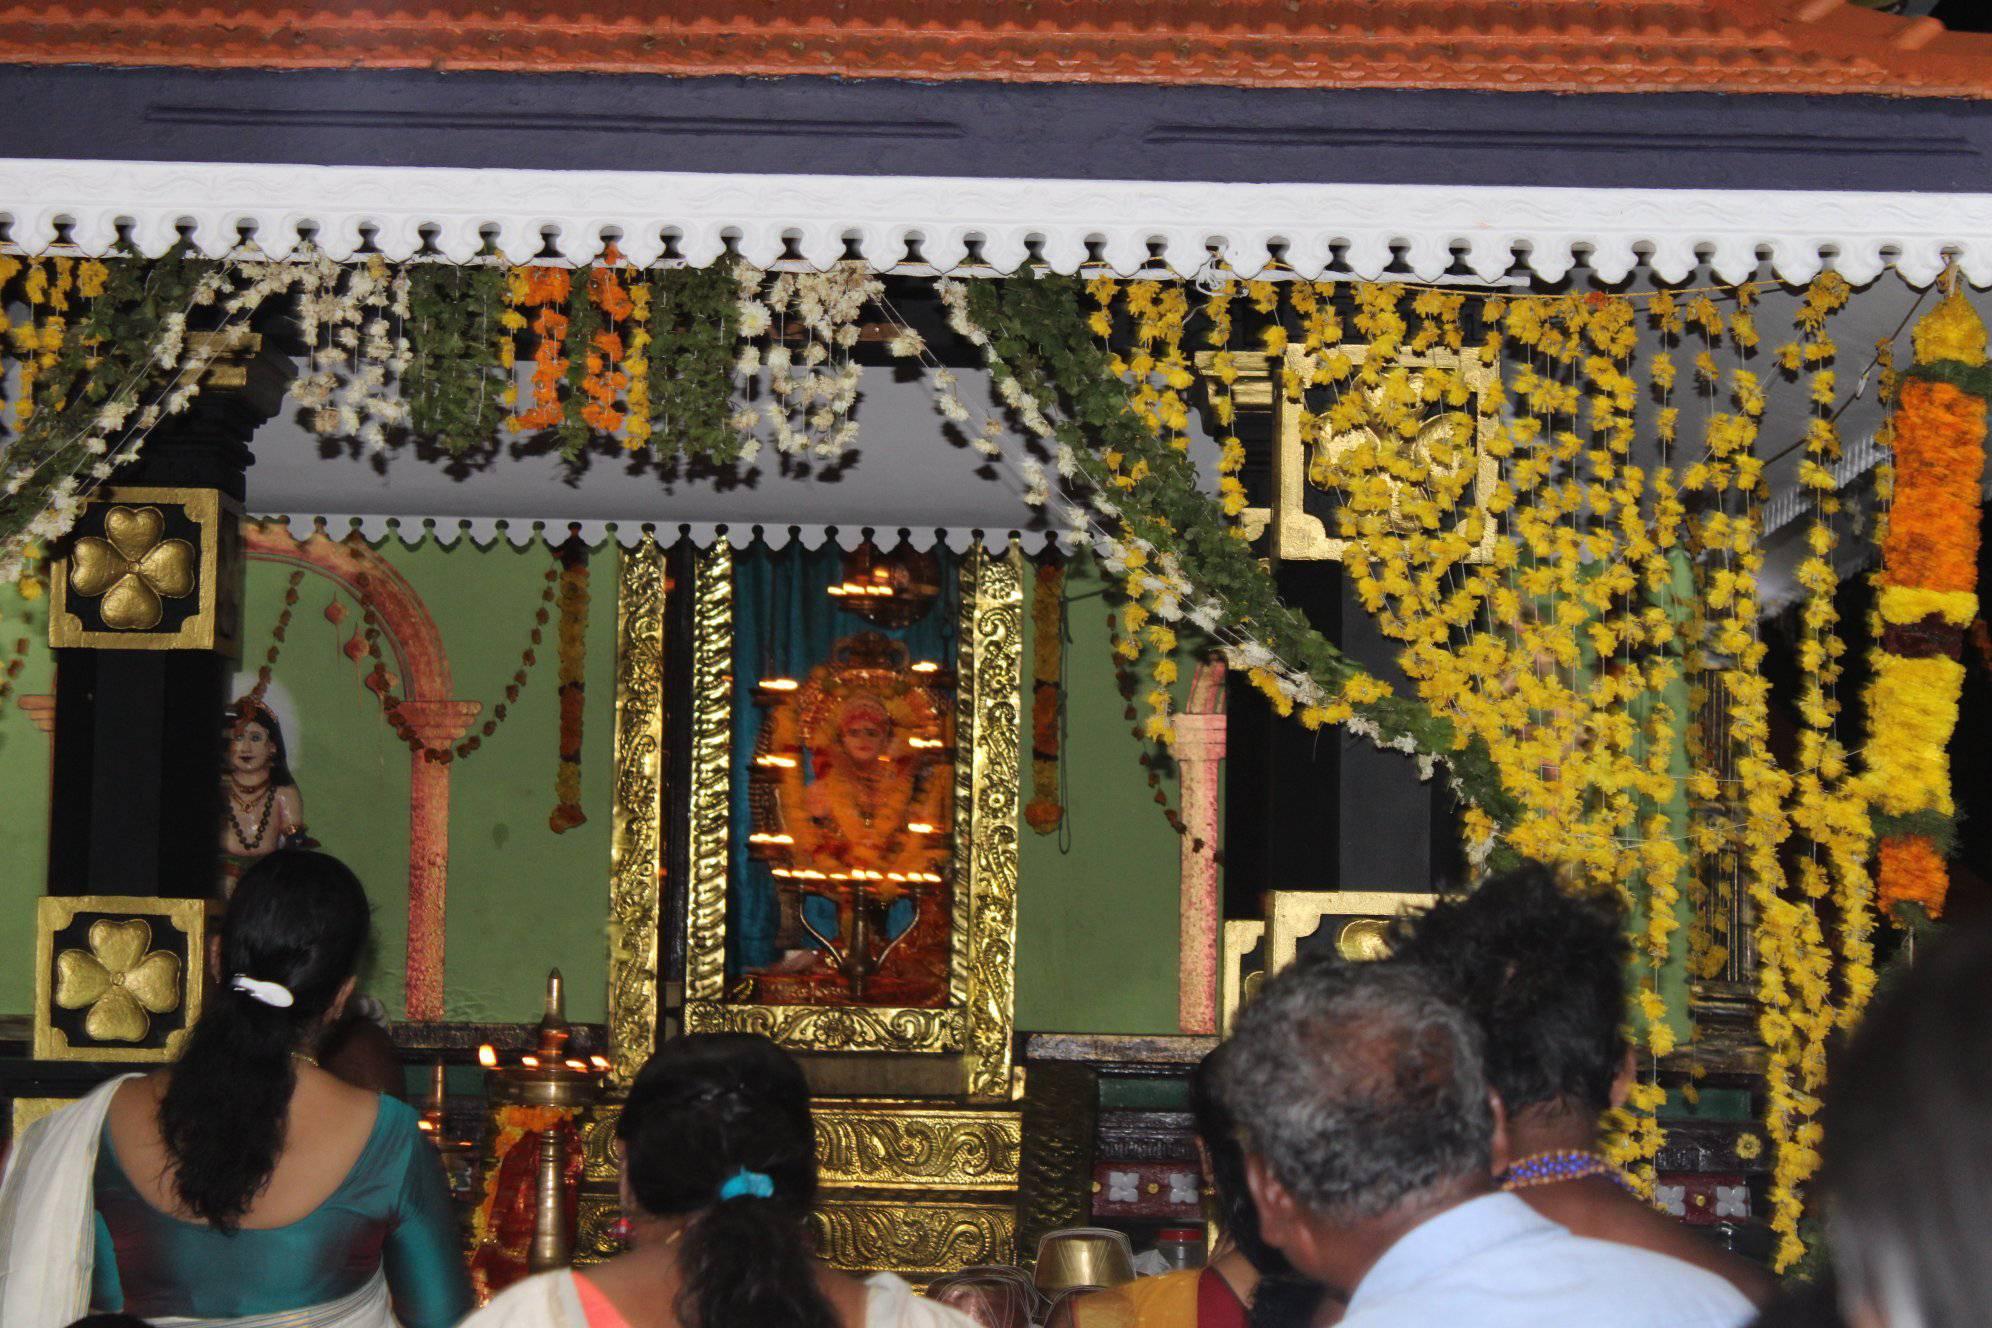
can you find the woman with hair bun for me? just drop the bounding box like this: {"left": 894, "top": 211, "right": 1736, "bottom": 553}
{"left": 0, "top": 849, "right": 472, "bottom": 1328}
{"left": 465, "top": 1033, "right": 976, "bottom": 1328}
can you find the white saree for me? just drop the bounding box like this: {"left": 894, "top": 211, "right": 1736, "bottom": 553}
{"left": 463, "top": 1268, "right": 978, "bottom": 1328}
{"left": 0, "top": 1074, "right": 397, "bottom": 1328}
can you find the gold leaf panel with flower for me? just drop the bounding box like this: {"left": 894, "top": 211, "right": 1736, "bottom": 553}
{"left": 67, "top": 506, "right": 197, "bottom": 631}
{"left": 34, "top": 895, "right": 206, "bottom": 1062}
{"left": 55, "top": 919, "right": 183, "bottom": 1041}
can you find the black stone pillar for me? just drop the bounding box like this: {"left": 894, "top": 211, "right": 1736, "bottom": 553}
{"left": 1223, "top": 561, "right": 1461, "bottom": 910}
{"left": 46, "top": 339, "right": 290, "bottom": 899}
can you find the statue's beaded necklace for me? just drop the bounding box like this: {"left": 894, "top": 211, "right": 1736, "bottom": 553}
{"left": 227, "top": 778, "right": 277, "bottom": 851}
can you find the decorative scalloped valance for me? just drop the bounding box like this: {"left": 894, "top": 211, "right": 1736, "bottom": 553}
{"left": 5, "top": 158, "right": 1990, "bottom": 287}
{"left": 259, "top": 515, "right": 1056, "bottom": 554}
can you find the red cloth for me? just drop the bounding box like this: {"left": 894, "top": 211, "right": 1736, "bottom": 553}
{"left": 1198, "top": 1267, "right": 1248, "bottom": 1328}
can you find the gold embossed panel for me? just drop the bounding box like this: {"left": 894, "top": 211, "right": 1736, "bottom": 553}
{"left": 812, "top": 1197, "right": 1016, "bottom": 1280}
{"left": 1264, "top": 890, "right": 1434, "bottom": 974}
{"left": 34, "top": 895, "right": 206, "bottom": 1062}
{"left": 50, "top": 486, "right": 240, "bottom": 652}
{"left": 814, "top": 1101, "right": 1020, "bottom": 1192}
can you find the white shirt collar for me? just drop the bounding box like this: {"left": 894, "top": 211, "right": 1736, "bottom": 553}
{"left": 1346, "top": 1192, "right": 1560, "bottom": 1311}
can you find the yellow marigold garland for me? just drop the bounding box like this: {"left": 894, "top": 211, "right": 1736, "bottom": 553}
{"left": 623, "top": 279, "right": 653, "bottom": 451}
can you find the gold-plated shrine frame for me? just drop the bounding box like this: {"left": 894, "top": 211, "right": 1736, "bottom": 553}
{"left": 681, "top": 542, "right": 1023, "bottom": 1099}
{"left": 607, "top": 540, "right": 667, "bottom": 1085}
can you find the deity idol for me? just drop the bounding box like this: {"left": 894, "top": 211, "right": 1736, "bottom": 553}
{"left": 751, "top": 632, "right": 953, "bottom": 1002}
{"left": 219, "top": 699, "right": 308, "bottom": 896}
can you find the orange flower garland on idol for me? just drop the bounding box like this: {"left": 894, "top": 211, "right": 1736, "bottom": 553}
{"left": 1861, "top": 283, "right": 1988, "bottom": 920}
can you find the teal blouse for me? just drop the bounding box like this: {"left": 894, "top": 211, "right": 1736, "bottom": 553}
{"left": 91, "top": 1094, "right": 474, "bottom": 1328}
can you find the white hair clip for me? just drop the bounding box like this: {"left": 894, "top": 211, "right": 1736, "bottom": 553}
{"left": 230, "top": 974, "right": 295, "bottom": 1008}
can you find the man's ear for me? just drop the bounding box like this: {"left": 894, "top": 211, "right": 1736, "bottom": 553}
{"left": 1244, "top": 1153, "right": 1306, "bottom": 1261}
{"left": 1609, "top": 1045, "right": 1637, "bottom": 1110}
{"left": 1487, "top": 1091, "right": 1511, "bottom": 1176}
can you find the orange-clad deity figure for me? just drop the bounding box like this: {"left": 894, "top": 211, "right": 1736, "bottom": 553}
{"left": 750, "top": 631, "right": 953, "bottom": 1005}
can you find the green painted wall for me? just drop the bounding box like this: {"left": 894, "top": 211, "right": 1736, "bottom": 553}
{"left": 1013, "top": 553, "right": 1197, "bottom": 1035}
{"left": 0, "top": 579, "right": 53, "bottom": 1015}
{"left": 240, "top": 538, "right": 617, "bottom": 1024}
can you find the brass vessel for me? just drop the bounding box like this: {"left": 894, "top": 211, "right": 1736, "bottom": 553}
{"left": 1033, "top": 1227, "right": 1136, "bottom": 1293}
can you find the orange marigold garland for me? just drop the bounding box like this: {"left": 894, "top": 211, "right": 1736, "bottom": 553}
{"left": 549, "top": 540, "right": 590, "bottom": 834}
{"left": 1026, "top": 557, "right": 1065, "bottom": 835}
{"left": 508, "top": 266, "right": 570, "bottom": 433}
{"left": 1861, "top": 282, "right": 1988, "bottom": 920}
{"left": 579, "top": 251, "right": 633, "bottom": 437}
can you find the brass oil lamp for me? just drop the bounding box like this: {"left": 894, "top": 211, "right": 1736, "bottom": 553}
{"left": 474, "top": 970, "right": 609, "bottom": 1287}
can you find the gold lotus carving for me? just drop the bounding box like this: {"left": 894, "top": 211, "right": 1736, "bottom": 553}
{"left": 68, "top": 506, "right": 197, "bottom": 631}
{"left": 55, "top": 919, "right": 183, "bottom": 1042}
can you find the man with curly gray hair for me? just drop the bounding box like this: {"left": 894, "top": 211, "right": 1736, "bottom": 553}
{"left": 1218, "top": 957, "right": 1752, "bottom": 1327}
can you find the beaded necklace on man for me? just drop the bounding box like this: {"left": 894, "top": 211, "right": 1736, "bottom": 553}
{"left": 1500, "top": 1148, "right": 1639, "bottom": 1195}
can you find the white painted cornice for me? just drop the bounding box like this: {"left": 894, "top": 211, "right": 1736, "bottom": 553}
{"left": 4, "top": 157, "right": 1991, "bottom": 286}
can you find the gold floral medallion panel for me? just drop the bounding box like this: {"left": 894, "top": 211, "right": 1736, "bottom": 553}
{"left": 811, "top": 1196, "right": 1017, "bottom": 1280}
{"left": 1221, "top": 348, "right": 1497, "bottom": 564}
{"left": 1263, "top": 890, "right": 1435, "bottom": 975}
{"left": 815, "top": 1101, "right": 1021, "bottom": 1192}
{"left": 50, "top": 486, "right": 240, "bottom": 652}
{"left": 34, "top": 895, "right": 206, "bottom": 1062}
{"left": 680, "top": 543, "right": 1022, "bottom": 1098}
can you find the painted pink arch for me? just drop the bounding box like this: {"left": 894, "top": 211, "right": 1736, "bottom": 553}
{"left": 245, "top": 521, "right": 480, "bottom": 1020}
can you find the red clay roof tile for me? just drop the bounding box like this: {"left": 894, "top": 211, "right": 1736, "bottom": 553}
{"left": 0, "top": 0, "right": 1989, "bottom": 96}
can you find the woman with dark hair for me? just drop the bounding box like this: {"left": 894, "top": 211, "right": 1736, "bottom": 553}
{"left": 1387, "top": 865, "right": 1772, "bottom": 1307}
{"left": 1072, "top": 1045, "right": 1331, "bottom": 1328}
{"left": 220, "top": 699, "right": 308, "bottom": 895}
{"left": 1821, "top": 918, "right": 1992, "bottom": 1328}
{"left": 0, "top": 849, "right": 471, "bottom": 1328}
{"left": 464, "top": 1034, "right": 975, "bottom": 1328}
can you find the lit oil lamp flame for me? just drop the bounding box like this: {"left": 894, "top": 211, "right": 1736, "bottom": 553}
{"left": 520, "top": 1054, "right": 540, "bottom": 1069}
{"left": 477, "top": 1044, "right": 498, "bottom": 1069}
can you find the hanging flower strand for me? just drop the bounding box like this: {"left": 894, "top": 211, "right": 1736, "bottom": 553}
{"left": 1860, "top": 279, "right": 1988, "bottom": 920}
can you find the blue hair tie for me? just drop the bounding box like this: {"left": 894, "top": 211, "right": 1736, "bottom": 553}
{"left": 718, "top": 1167, "right": 775, "bottom": 1201}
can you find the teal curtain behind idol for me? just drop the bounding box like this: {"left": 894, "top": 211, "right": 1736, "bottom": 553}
{"left": 727, "top": 540, "right": 958, "bottom": 979}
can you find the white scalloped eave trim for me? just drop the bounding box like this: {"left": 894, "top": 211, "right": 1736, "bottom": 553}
{"left": 6, "top": 158, "right": 1992, "bottom": 286}
{"left": 259, "top": 514, "right": 1061, "bottom": 554}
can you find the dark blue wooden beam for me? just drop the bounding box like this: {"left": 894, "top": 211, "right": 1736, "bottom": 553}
{"left": 11, "top": 66, "right": 1992, "bottom": 194}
